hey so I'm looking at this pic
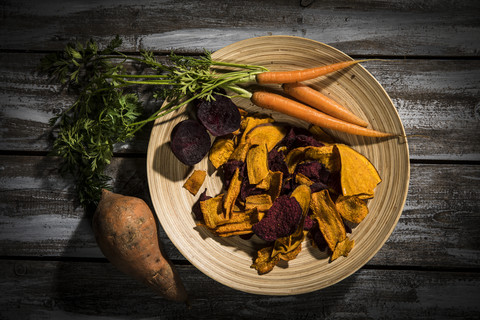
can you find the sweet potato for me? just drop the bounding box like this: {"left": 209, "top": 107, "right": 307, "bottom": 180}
{"left": 92, "top": 189, "right": 188, "bottom": 303}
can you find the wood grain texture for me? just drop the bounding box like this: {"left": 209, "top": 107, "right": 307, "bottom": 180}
{"left": 0, "top": 0, "right": 479, "bottom": 56}
{"left": 0, "top": 0, "right": 479, "bottom": 315}
{"left": 1, "top": 52, "right": 479, "bottom": 160}
{"left": 1, "top": 156, "right": 479, "bottom": 269}
{"left": 1, "top": 259, "right": 479, "bottom": 319}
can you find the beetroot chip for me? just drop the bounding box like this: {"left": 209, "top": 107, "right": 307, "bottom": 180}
{"left": 281, "top": 177, "right": 297, "bottom": 196}
{"left": 296, "top": 161, "right": 330, "bottom": 184}
{"left": 310, "top": 181, "right": 329, "bottom": 193}
{"left": 240, "top": 178, "right": 263, "bottom": 202}
{"left": 309, "top": 222, "right": 329, "bottom": 252}
{"left": 327, "top": 171, "right": 342, "bottom": 195}
{"left": 268, "top": 148, "right": 289, "bottom": 177}
{"left": 252, "top": 195, "right": 302, "bottom": 241}
{"left": 221, "top": 160, "right": 244, "bottom": 189}
{"left": 303, "top": 214, "right": 315, "bottom": 231}
{"left": 291, "top": 134, "right": 324, "bottom": 149}
{"left": 280, "top": 127, "right": 322, "bottom": 150}
{"left": 192, "top": 188, "right": 211, "bottom": 221}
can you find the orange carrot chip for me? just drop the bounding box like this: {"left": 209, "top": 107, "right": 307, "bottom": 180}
{"left": 183, "top": 170, "right": 207, "bottom": 196}
{"left": 335, "top": 195, "right": 369, "bottom": 224}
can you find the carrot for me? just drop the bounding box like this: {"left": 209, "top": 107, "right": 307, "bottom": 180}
{"left": 92, "top": 189, "right": 188, "bottom": 303}
{"left": 256, "top": 59, "right": 371, "bottom": 84}
{"left": 282, "top": 82, "right": 369, "bottom": 127}
{"left": 251, "top": 91, "right": 394, "bottom": 138}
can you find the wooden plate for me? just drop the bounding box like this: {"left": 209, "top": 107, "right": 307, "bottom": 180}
{"left": 146, "top": 36, "right": 409, "bottom": 295}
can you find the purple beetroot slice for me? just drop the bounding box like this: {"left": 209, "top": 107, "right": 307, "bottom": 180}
{"left": 196, "top": 94, "right": 241, "bottom": 136}
{"left": 170, "top": 119, "right": 211, "bottom": 166}
{"left": 252, "top": 195, "right": 302, "bottom": 242}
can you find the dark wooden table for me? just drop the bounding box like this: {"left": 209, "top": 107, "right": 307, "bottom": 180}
{"left": 1, "top": 1, "right": 479, "bottom": 319}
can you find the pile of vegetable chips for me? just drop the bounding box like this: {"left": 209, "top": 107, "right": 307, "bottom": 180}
{"left": 186, "top": 110, "right": 381, "bottom": 275}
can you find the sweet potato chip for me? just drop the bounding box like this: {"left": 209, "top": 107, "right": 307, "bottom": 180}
{"left": 215, "top": 209, "right": 261, "bottom": 234}
{"left": 245, "top": 194, "right": 273, "bottom": 211}
{"left": 251, "top": 233, "right": 304, "bottom": 275}
{"left": 331, "top": 236, "right": 355, "bottom": 261}
{"left": 256, "top": 170, "right": 272, "bottom": 190}
{"left": 229, "top": 141, "right": 251, "bottom": 162}
{"left": 295, "top": 172, "right": 314, "bottom": 186}
{"left": 223, "top": 167, "right": 242, "bottom": 218}
{"left": 200, "top": 194, "right": 225, "bottom": 229}
{"left": 216, "top": 230, "right": 253, "bottom": 237}
{"left": 335, "top": 195, "right": 369, "bottom": 224}
{"left": 308, "top": 125, "right": 335, "bottom": 144}
{"left": 183, "top": 170, "right": 207, "bottom": 196}
{"left": 304, "top": 145, "right": 340, "bottom": 173}
{"left": 245, "top": 123, "right": 288, "bottom": 151}
{"left": 267, "top": 171, "right": 283, "bottom": 202}
{"left": 278, "top": 243, "right": 303, "bottom": 261}
{"left": 214, "top": 221, "right": 253, "bottom": 236}
{"left": 209, "top": 138, "right": 235, "bottom": 169}
{"left": 336, "top": 144, "right": 381, "bottom": 199}
{"left": 240, "top": 115, "right": 274, "bottom": 143}
{"left": 290, "top": 184, "right": 311, "bottom": 215}
{"left": 285, "top": 147, "right": 307, "bottom": 174}
{"left": 310, "top": 189, "right": 346, "bottom": 252}
{"left": 251, "top": 246, "right": 281, "bottom": 275}
{"left": 246, "top": 143, "right": 269, "bottom": 185}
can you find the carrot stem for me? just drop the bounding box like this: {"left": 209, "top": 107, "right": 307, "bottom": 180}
{"left": 251, "top": 91, "right": 394, "bottom": 138}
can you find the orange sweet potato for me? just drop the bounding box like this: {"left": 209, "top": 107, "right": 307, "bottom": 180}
{"left": 92, "top": 189, "right": 188, "bottom": 303}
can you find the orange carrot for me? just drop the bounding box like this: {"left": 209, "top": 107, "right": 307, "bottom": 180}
{"left": 251, "top": 91, "right": 393, "bottom": 138}
{"left": 256, "top": 60, "right": 371, "bottom": 84}
{"left": 282, "top": 82, "right": 369, "bottom": 127}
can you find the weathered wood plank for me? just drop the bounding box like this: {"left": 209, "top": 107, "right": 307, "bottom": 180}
{"left": 1, "top": 155, "right": 479, "bottom": 268}
{"left": 1, "top": 0, "right": 479, "bottom": 56}
{"left": 0, "top": 259, "right": 479, "bottom": 319}
{"left": 1, "top": 52, "right": 479, "bottom": 160}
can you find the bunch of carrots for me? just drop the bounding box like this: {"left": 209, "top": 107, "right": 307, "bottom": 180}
{"left": 236, "top": 60, "right": 394, "bottom": 138}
